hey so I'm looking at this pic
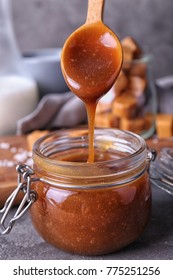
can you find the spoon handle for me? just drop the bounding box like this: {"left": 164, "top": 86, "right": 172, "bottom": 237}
{"left": 86, "top": 0, "right": 105, "bottom": 24}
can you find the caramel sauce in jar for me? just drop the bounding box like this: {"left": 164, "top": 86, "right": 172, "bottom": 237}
{"left": 31, "top": 128, "right": 151, "bottom": 255}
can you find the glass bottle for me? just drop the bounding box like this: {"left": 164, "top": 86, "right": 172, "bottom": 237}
{"left": 95, "top": 54, "right": 157, "bottom": 139}
{"left": 0, "top": 0, "right": 38, "bottom": 135}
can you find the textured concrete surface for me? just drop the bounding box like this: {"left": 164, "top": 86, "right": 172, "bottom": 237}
{"left": 11, "top": 0, "right": 173, "bottom": 79}
{"left": 0, "top": 186, "right": 173, "bottom": 260}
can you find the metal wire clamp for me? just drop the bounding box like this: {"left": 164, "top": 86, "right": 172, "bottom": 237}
{"left": 0, "top": 164, "right": 38, "bottom": 235}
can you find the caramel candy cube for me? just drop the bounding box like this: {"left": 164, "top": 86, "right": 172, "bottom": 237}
{"left": 95, "top": 111, "right": 120, "bottom": 128}
{"left": 120, "top": 117, "right": 145, "bottom": 134}
{"left": 156, "top": 114, "right": 173, "bottom": 138}
{"left": 129, "top": 76, "right": 146, "bottom": 95}
{"left": 112, "top": 92, "right": 137, "bottom": 118}
{"left": 110, "top": 115, "right": 120, "bottom": 128}
{"left": 95, "top": 112, "right": 112, "bottom": 128}
{"left": 129, "top": 76, "right": 147, "bottom": 107}
{"left": 114, "top": 71, "right": 129, "bottom": 96}
{"left": 121, "top": 36, "right": 142, "bottom": 61}
{"left": 96, "top": 102, "right": 112, "bottom": 114}
{"left": 129, "top": 62, "right": 147, "bottom": 78}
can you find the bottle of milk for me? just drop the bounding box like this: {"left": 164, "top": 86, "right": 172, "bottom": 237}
{"left": 0, "top": 0, "right": 38, "bottom": 135}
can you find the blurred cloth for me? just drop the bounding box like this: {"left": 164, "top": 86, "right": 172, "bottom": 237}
{"left": 17, "top": 92, "right": 87, "bottom": 134}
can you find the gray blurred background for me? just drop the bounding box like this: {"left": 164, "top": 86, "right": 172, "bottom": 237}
{"left": 12, "top": 0, "right": 173, "bottom": 79}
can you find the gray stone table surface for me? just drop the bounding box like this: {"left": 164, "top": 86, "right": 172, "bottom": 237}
{"left": 0, "top": 185, "right": 173, "bottom": 260}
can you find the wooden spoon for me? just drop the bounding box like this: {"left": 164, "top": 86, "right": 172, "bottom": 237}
{"left": 61, "top": 0, "right": 123, "bottom": 163}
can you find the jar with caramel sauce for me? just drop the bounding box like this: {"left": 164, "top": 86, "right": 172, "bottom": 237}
{"left": 28, "top": 128, "right": 151, "bottom": 256}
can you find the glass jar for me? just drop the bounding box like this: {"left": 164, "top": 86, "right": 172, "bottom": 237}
{"left": 95, "top": 55, "right": 157, "bottom": 139}
{"left": 150, "top": 147, "right": 173, "bottom": 195}
{"left": 29, "top": 128, "right": 151, "bottom": 255}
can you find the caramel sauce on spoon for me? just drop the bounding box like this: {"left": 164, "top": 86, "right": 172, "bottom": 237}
{"left": 61, "top": 0, "right": 123, "bottom": 163}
